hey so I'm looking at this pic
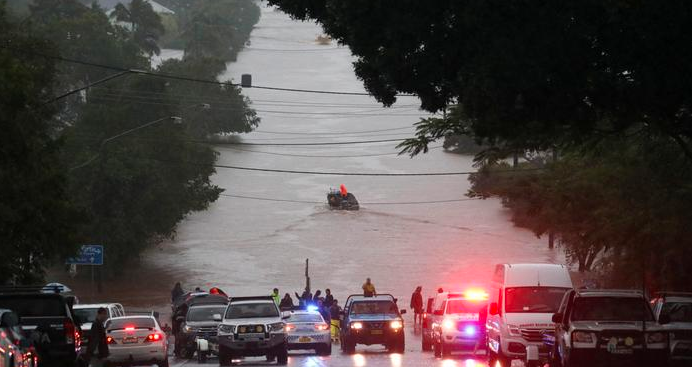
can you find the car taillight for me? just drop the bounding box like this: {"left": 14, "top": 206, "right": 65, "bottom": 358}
{"left": 106, "top": 336, "right": 116, "bottom": 344}
{"left": 145, "top": 333, "right": 163, "bottom": 342}
{"left": 64, "top": 320, "right": 76, "bottom": 345}
{"left": 315, "top": 323, "right": 329, "bottom": 331}
{"left": 285, "top": 324, "right": 296, "bottom": 332}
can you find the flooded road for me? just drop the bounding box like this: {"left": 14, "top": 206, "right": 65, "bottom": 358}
{"left": 151, "top": 3, "right": 563, "bottom": 308}
{"left": 143, "top": 4, "right": 562, "bottom": 367}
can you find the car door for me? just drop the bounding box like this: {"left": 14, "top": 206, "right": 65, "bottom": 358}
{"left": 555, "top": 291, "right": 575, "bottom": 360}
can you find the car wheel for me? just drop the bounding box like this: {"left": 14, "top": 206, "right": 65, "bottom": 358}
{"left": 317, "top": 343, "right": 332, "bottom": 356}
{"left": 184, "top": 348, "right": 195, "bottom": 359}
{"left": 342, "top": 337, "right": 356, "bottom": 354}
{"left": 218, "top": 346, "right": 232, "bottom": 366}
{"left": 422, "top": 335, "right": 432, "bottom": 351}
{"left": 276, "top": 344, "right": 288, "bottom": 365}
{"left": 198, "top": 351, "right": 207, "bottom": 363}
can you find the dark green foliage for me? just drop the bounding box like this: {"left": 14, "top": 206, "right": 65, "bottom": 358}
{"left": 1, "top": 0, "right": 260, "bottom": 279}
{"left": 0, "top": 7, "right": 82, "bottom": 283}
{"left": 469, "top": 136, "right": 692, "bottom": 289}
{"left": 111, "top": 0, "right": 166, "bottom": 56}
{"left": 268, "top": 0, "right": 692, "bottom": 157}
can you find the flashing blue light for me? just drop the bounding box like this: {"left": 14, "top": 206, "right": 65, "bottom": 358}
{"left": 306, "top": 305, "right": 319, "bottom": 312}
{"left": 463, "top": 325, "right": 477, "bottom": 337}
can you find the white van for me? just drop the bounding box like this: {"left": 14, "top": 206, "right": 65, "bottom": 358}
{"left": 486, "top": 263, "right": 573, "bottom": 365}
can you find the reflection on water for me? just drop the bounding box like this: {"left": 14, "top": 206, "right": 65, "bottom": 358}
{"left": 389, "top": 353, "right": 402, "bottom": 367}
{"left": 353, "top": 354, "right": 367, "bottom": 367}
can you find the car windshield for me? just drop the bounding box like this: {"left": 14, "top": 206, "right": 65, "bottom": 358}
{"left": 661, "top": 302, "right": 692, "bottom": 322}
{"left": 446, "top": 299, "right": 488, "bottom": 316}
{"left": 107, "top": 317, "right": 156, "bottom": 330}
{"left": 187, "top": 306, "right": 227, "bottom": 322}
{"left": 74, "top": 308, "right": 98, "bottom": 323}
{"left": 225, "top": 302, "right": 278, "bottom": 319}
{"left": 505, "top": 287, "right": 568, "bottom": 313}
{"left": 350, "top": 301, "right": 398, "bottom": 315}
{"left": 0, "top": 297, "right": 66, "bottom": 317}
{"left": 289, "top": 314, "right": 324, "bottom": 323}
{"left": 572, "top": 297, "right": 654, "bottom": 321}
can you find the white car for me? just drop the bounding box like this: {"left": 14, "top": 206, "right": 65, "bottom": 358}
{"left": 74, "top": 303, "right": 125, "bottom": 350}
{"left": 650, "top": 292, "right": 692, "bottom": 362}
{"left": 285, "top": 310, "right": 331, "bottom": 355}
{"left": 105, "top": 315, "right": 169, "bottom": 367}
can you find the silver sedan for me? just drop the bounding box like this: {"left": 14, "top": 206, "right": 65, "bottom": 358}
{"left": 285, "top": 310, "right": 331, "bottom": 356}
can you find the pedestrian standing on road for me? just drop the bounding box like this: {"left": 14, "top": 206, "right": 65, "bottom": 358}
{"left": 271, "top": 288, "right": 281, "bottom": 306}
{"left": 329, "top": 300, "right": 342, "bottom": 342}
{"left": 296, "top": 288, "right": 313, "bottom": 309}
{"left": 317, "top": 299, "right": 330, "bottom": 325}
{"left": 313, "top": 290, "right": 322, "bottom": 304}
{"left": 280, "top": 293, "right": 294, "bottom": 310}
{"left": 171, "top": 282, "right": 184, "bottom": 302}
{"left": 362, "top": 278, "right": 376, "bottom": 297}
{"left": 410, "top": 286, "right": 424, "bottom": 325}
{"left": 324, "top": 289, "right": 334, "bottom": 308}
{"left": 84, "top": 307, "right": 109, "bottom": 367}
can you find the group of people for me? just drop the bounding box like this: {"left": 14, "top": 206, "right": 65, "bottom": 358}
{"left": 271, "top": 287, "right": 343, "bottom": 341}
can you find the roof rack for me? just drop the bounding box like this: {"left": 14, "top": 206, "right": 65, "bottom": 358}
{"left": 577, "top": 289, "right": 645, "bottom": 296}
{"left": 229, "top": 296, "right": 274, "bottom": 303}
{"left": 0, "top": 286, "right": 69, "bottom": 295}
{"left": 653, "top": 291, "right": 692, "bottom": 298}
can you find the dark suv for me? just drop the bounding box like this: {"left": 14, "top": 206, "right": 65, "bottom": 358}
{"left": 549, "top": 289, "right": 669, "bottom": 367}
{"left": 340, "top": 294, "right": 406, "bottom": 353}
{"left": 0, "top": 288, "right": 81, "bottom": 367}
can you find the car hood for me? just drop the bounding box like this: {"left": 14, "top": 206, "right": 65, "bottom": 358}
{"left": 570, "top": 321, "right": 664, "bottom": 332}
{"left": 504, "top": 313, "right": 554, "bottom": 329}
{"left": 186, "top": 321, "right": 221, "bottom": 327}
{"left": 224, "top": 317, "right": 281, "bottom": 325}
{"left": 349, "top": 314, "right": 400, "bottom": 321}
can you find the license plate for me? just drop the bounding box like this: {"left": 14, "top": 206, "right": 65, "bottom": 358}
{"left": 122, "top": 337, "right": 138, "bottom": 344}
{"left": 371, "top": 330, "right": 383, "bottom": 335}
{"left": 299, "top": 336, "right": 312, "bottom": 343}
{"left": 610, "top": 348, "right": 634, "bottom": 355}
{"left": 458, "top": 313, "right": 480, "bottom": 321}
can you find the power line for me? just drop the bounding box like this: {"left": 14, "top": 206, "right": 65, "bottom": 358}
{"left": 0, "top": 44, "right": 418, "bottom": 97}
{"left": 222, "top": 145, "right": 443, "bottom": 158}
{"left": 218, "top": 193, "right": 482, "bottom": 205}
{"left": 212, "top": 138, "right": 407, "bottom": 146}
{"left": 207, "top": 162, "right": 542, "bottom": 176}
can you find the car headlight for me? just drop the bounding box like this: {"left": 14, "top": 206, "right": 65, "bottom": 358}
{"left": 218, "top": 324, "right": 235, "bottom": 334}
{"left": 572, "top": 331, "right": 594, "bottom": 343}
{"left": 268, "top": 322, "right": 285, "bottom": 333}
{"left": 647, "top": 332, "right": 666, "bottom": 344}
{"left": 183, "top": 325, "right": 194, "bottom": 333}
{"left": 442, "top": 318, "right": 455, "bottom": 331}
{"left": 390, "top": 320, "right": 403, "bottom": 329}
{"left": 351, "top": 322, "right": 363, "bottom": 330}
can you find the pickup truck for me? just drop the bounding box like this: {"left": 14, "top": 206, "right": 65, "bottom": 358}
{"left": 0, "top": 289, "right": 81, "bottom": 367}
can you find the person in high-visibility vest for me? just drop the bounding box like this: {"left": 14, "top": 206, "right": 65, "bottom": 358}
{"left": 329, "top": 300, "right": 342, "bottom": 343}
{"left": 362, "top": 278, "right": 376, "bottom": 297}
{"left": 271, "top": 288, "right": 280, "bottom": 306}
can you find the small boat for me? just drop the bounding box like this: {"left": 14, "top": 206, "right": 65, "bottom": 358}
{"left": 327, "top": 187, "right": 359, "bottom": 211}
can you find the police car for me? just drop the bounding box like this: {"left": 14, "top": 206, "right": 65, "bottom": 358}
{"left": 285, "top": 308, "right": 331, "bottom": 355}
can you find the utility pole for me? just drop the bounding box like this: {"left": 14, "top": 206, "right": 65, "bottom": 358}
{"left": 305, "top": 259, "right": 311, "bottom": 294}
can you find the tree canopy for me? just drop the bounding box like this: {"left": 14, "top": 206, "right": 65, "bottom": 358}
{"left": 268, "top": 0, "right": 692, "bottom": 156}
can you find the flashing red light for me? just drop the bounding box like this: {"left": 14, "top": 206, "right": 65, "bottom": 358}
{"left": 315, "top": 323, "right": 329, "bottom": 331}
{"left": 106, "top": 336, "right": 116, "bottom": 344}
{"left": 146, "top": 333, "right": 162, "bottom": 342}
{"left": 464, "top": 288, "right": 489, "bottom": 302}
{"left": 124, "top": 326, "right": 136, "bottom": 331}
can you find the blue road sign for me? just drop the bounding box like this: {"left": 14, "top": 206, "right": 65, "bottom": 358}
{"left": 66, "top": 245, "right": 104, "bottom": 265}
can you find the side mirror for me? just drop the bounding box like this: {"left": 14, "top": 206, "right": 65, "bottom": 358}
{"left": 400, "top": 309, "right": 407, "bottom": 315}
{"left": 489, "top": 302, "right": 499, "bottom": 316}
{"left": 212, "top": 314, "right": 222, "bottom": 322}
{"left": 433, "top": 310, "right": 443, "bottom": 316}
{"left": 0, "top": 312, "right": 19, "bottom": 328}
{"left": 658, "top": 313, "right": 671, "bottom": 325}
{"left": 551, "top": 313, "right": 563, "bottom": 324}
{"left": 281, "top": 311, "right": 291, "bottom": 320}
